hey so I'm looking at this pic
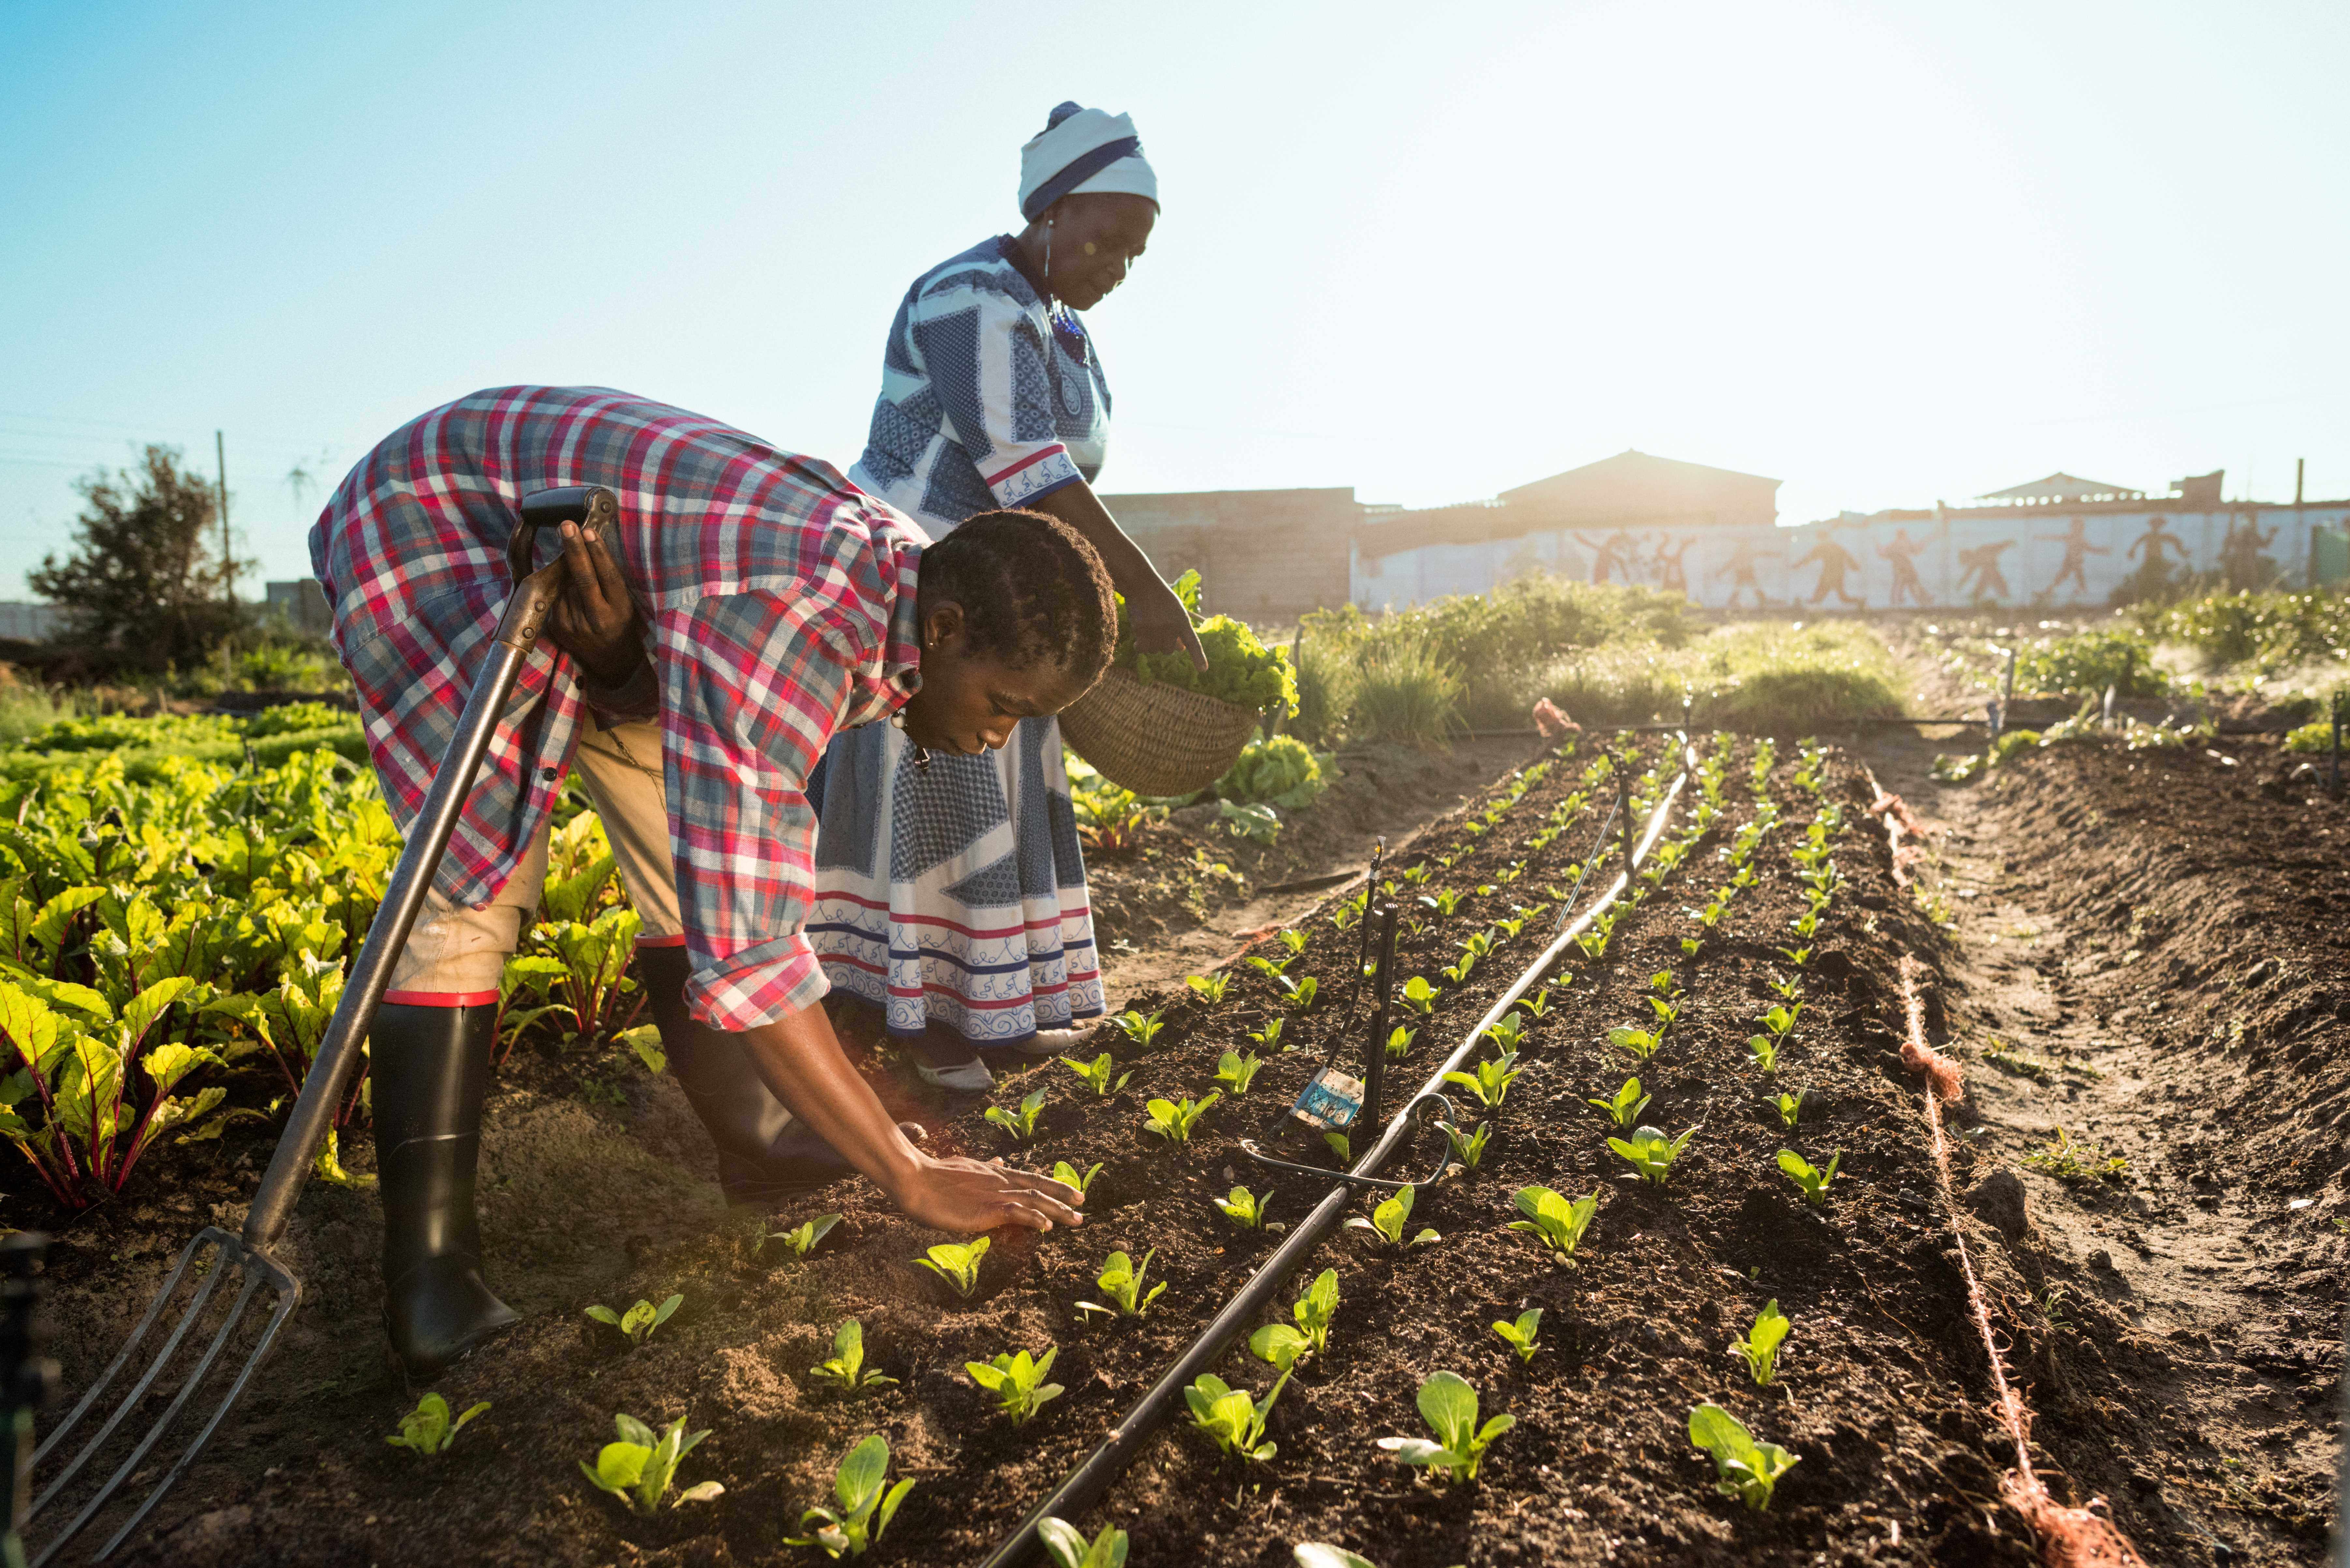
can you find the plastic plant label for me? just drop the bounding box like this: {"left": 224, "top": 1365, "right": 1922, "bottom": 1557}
{"left": 1291, "top": 1067, "right": 1365, "bottom": 1132}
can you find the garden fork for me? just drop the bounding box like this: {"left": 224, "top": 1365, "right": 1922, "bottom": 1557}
{"left": 26, "top": 485, "right": 616, "bottom": 1564}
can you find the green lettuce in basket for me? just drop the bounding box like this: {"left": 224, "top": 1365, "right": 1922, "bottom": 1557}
{"left": 1115, "top": 571, "right": 1298, "bottom": 717}
{"left": 1217, "top": 735, "right": 1330, "bottom": 809}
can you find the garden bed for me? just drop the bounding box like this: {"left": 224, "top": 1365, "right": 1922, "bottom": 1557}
{"left": 56, "top": 730, "right": 2133, "bottom": 1568}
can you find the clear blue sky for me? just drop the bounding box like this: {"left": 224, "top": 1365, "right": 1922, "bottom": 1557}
{"left": 4, "top": 0, "right": 2345, "bottom": 597}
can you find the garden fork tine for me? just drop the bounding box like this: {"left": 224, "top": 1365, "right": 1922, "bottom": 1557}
{"left": 26, "top": 485, "right": 614, "bottom": 1563}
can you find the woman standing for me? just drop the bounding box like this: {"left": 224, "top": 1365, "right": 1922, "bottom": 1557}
{"left": 811, "top": 103, "right": 1199, "bottom": 1091}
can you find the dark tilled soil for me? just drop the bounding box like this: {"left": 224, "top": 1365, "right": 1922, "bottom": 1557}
{"left": 1860, "top": 728, "right": 2346, "bottom": 1565}
{"left": 34, "top": 736, "right": 2083, "bottom": 1568}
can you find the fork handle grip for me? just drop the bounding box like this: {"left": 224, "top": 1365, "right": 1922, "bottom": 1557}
{"left": 241, "top": 559, "right": 565, "bottom": 1250}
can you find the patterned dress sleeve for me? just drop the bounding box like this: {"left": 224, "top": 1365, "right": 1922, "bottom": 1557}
{"left": 912, "top": 275, "right": 1086, "bottom": 509}
{"left": 657, "top": 590, "right": 861, "bottom": 1031}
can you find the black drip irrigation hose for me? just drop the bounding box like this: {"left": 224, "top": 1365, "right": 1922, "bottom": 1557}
{"left": 976, "top": 739, "right": 1699, "bottom": 1568}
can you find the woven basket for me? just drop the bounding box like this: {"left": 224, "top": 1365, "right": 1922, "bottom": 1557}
{"left": 1058, "top": 667, "right": 1263, "bottom": 797}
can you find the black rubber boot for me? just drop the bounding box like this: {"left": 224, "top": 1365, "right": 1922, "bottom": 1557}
{"left": 372, "top": 1002, "right": 518, "bottom": 1380}
{"left": 636, "top": 945, "right": 865, "bottom": 1202}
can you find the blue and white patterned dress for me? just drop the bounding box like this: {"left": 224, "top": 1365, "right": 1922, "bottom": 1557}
{"left": 808, "top": 236, "right": 1110, "bottom": 1046}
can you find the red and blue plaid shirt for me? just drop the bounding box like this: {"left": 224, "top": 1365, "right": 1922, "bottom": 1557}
{"left": 311, "top": 386, "right": 927, "bottom": 1030}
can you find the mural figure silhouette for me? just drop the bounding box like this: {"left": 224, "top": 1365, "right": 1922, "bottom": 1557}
{"left": 1709, "top": 539, "right": 1781, "bottom": 610}
{"left": 1794, "top": 530, "right": 1865, "bottom": 607}
{"left": 1956, "top": 538, "right": 2017, "bottom": 602}
{"left": 1877, "top": 528, "right": 1929, "bottom": 607}
{"left": 1574, "top": 530, "right": 1639, "bottom": 585}
{"left": 2038, "top": 516, "right": 2109, "bottom": 598}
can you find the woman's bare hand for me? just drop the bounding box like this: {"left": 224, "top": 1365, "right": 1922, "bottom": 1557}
{"left": 886, "top": 1152, "right": 1084, "bottom": 1234}
{"left": 545, "top": 519, "right": 647, "bottom": 683}
{"left": 1126, "top": 573, "right": 1208, "bottom": 671}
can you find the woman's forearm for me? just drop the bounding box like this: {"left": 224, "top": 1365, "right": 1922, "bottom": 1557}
{"left": 1030, "top": 479, "right": 1163, "bottom": 598}
{"left": 734, "top": 1002, "right": 924, "bottom": 1196}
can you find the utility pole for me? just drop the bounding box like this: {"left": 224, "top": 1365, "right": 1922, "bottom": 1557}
{"left": 215, "top": 430, "right": 232, "bottom": 603}
{"left": 2296, "top": 457, "right": 2305, "bottom": 507}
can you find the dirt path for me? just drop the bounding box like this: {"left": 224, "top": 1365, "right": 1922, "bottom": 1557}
{"left": 1856, "top": 722, "right": 2343, "bottom": 1565}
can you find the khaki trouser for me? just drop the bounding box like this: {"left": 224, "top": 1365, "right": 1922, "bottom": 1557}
{"left": 383, "top": 714, "right": 682, "bottom": 1002}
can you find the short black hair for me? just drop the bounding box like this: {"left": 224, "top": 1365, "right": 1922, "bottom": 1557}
{"left": 917, "top": 508, "right": 1117, "bottom": 682}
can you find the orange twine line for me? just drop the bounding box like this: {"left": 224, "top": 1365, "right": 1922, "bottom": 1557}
{"left": 1897, "top": 957, "right": 2147, "bottom": 1568}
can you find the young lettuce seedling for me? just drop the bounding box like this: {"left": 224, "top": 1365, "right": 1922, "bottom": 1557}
{"left": 1688, "top": 1403, "right": 1798, "bottom": 1512}
{"left": 809, "top": 1318, "right": 898, "bottom": 1392}
{"left": 1377, "top": 1370, "right": 1514, "bottom": 1481}
{"left": 916, "top": 1238, "right": 990, "bottom": 1298}
{"left": 1078, "top": 1249, "right": 1166, "bottom": 1320}
{"left": 1608, "top": 1124, "right": 1697, "bottom": 1186}
{"left": 1214, "top": 1050, "right": 1266, "bottom": 1096}
{"left": 1736, "top": 1299, "right": 1791, "bottom": 1386}
{"left": 1520, "top": 987, "right": 1555, "bottom": 1018}
{"left": 1248, "top": 1016, "right": 1286, "bottom": 1051}
{"left": 1606, "top": 1025, "right": 1662, "bottom": 1062}
{"left": 1051, "top": 1159, "right": 1104, "bottom": 1198}
{"left": 1420, "top": 888, "right": 1463, "bottom": 917}
{"left": 580, "top": 1412, "right": 722, "bottom": 1514}
{"left": 1647, "top": 995, "right": 1682, "bottom": 1027}
{"left": 1291, "top": 1266, "right": 1341, "bottom": 1356}
{"left": 1184, "top": 1367, "right": 1291, "bottom": 1461}
{"left": 1776, "top": 1148, "right": 1842, "bottom": 1205}
{"left": 1278, "top": 974, "right": 1320, "bottom": 1013}
{"left": 1508, "top": 1184, "right": 1598, "bottom": 1263}
{"left": 1246, "top": 953, "right": 1296, "bottom": 981}
{"left": 1399, "top": 977, "right": 1439, "bottom": 1017}
{"left": 1039, "top": 1517, "right": 1130, "bottom": 1568}
{"left": 965, "top": 1346, "right": 1065, "bottom": 1424}
{"left": 1280, "top": 927, "right": 1310, "bottom": 953}
{"left": 1482, "top": 1010, "right": 1529, "bottom": 1053}
{"left": 1760, "top": 1003, "right": 1801, "bottom": 1038}
{"left": 1777, "top": 946, "right": 1813, "bottom": 968}
{"left": 1769, "top": 975, "right": 1803, "bottom": 1002}
{"left": 1491, "top": 910, "right": 1529, "bottom": 938}
{"left": 1348, "top": 1183, "right": 1439, "bottom": 1248}
{"left": 1143, "top": 1091, "right": 1220, "bottom": 1143}
{"left": 783, "top": 1432, "right": 915, "bottom": 1557}
{"left": 1442, "top": 1049, "right": 1524, "bottom": 1110}
{"left": 1060, "top": 1053, "right": 1131, "bottom": 1097}
{"left": 385, "top": 1392, "right": 489, "bottom": 1457}
{"left": 1110, "top": 1008, "right": 1166, "bottom": 1048}
{"left": 1490, "top": 1308, "right": 1542, "bottom": 1364}
{"left": 1438, "top": 1119, "right": 1492, "bottom": 1172}
{"left": 584, "top": 1293, "right": 682, "bottom": 1349}
{"left": 984, "top": 1086, "right": 1048, "bottom": 1142}
{"left": 1746, "top": 1033, "right": 1781, "bottom": 1074}
{"left": 1185, "top": 973, "right": 1231, "bottom": 1005}
{"left": 1214, "top": 1184, "right": 1282, "bottom": 1232}
{"left": 1587, "top": 1076, "right": 1650, "bottom": 1129}
{"left": 763, "top": 1213, "right": 843, "bottom": 1262}
{"left": 1323, "top": 1131, "right": 1352, "bottom": 1164}
{"left": 1773, "top": 1090, "right": 1804, "bottom": 1130}
{"left": 1681, "top": 936, "right": 1703, "bottom": 959}
{"left": 1385, "top": 1024, "right": 1417, "bottom": 1060}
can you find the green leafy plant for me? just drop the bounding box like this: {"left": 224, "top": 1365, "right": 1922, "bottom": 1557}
{"left": 1438, "top": 1119, "right": 1491, "bottom": 1172}
{"left": 1606, "top": 1024, "right": 1662, "bottom": 1061}
{"left": 809, "top": 1318, "right": 897, "bottom": 1392}
{"left": 984, "top": 1085, "right": 1048, "bottom": 1142}
{"left": 1185, "top": 972, "right": 1231, "bottom": 1005}
{"left": 1746, "top": 1033, "right": 1781, "bottom": 1073}
{"left": 916, "top": 1238, "right": 990, "bottom": 1298}
{"left": 1184, "top": 1368, "right": 1291, "bottom": 1461}
{"left": 1777, "top": 945, "right": 1812, "bottom": 968}
{"left": 1419, "top": 888, "right": 1463, "bottom": 918}
{"left": 1110, "top": 1007, "right": 1166, "bottom": 1049}
{"left": 1736, "top": 1299, "right": 1791, "bottom": 1386}
{"left": 1769, "top": 974, "right": 1803, "bottom": 1002}
{"left": 1482, "top": 1010, "right": 1528, "bottom": 1052}
{"left": 1323, "top": 1130, "right": 1352, "bottom": 1163}
{"left": 1441, "top": 1049, "right": 1524, "bottom": 1110}
{"left": 1279, "top": 927, "right": 1310, "bottom": 953}
{"left": 1384, "top": 1024, "right": 1417, "bottom": 1060}
{"left": 1608, "top": 1124, "right": 1697, "bottom": 1186}
{"left": 1289, "top": 1267, "right": 1342, "bottom": 1357}
{"left": 764, "top": 1213, "right": 843, "bottom": 1262}
{"left": 1214, "top": 1184, "right": 1282, "bottom": 1231}
{"left": 1490, "top": 1308, "right": 1542, "bottom": 1365}
{"left": 1278, "top": 974, "right": 1320, "bottom": 1013}
{"left": 1776, "top": 1148, "right": 1841, "bottom": 1205}
{"left": 1376, "top": 1370, "right": 1513, "bottom": 1481}
{"left": 1399, "top": 976, "right": 1438, "bottom": 1016}
{"left": 1051, "top": 1159, "right": 1104, "bottom": 1197}
{"left": 1214, "top": 1049, "right": 1266, "bottom": 1096}
{"left": 1246, "top": 953, "right": 1295, "bottom": 981}
{"left": 1061, "top": 1052, "right": 1131, "bottom": 1097}
{"left": 1508, "top": 1184, "right": 1598, "bottom": 1262}
{"left": 1078, "top": 1249, "right": 1166, "bottom": 1320}
{"left": 965, "top": 1346, "right": 1064, "bottom": 1424}
{"left": 1143, "top": 1091, "right": 1220, "bottom": 1142}
{"left": 1247, "top": 1015, "right": 1286, "bottom": 1051}
{"left": 1688, "top": 1403, "right": 1798, "bottom": 1512}
{"left": 1760, "top": 1002, "right": 1801, "bottom": 1038}
{"left": 584, "top": 1293, "right": 682, "bottom": 1349}
{"left": 1347, "top": 1182, "right": 1438, "bottom": 1248}
{"left": 2023, "top": 1126, "right": 2130, "bottom": 1184}
{"left": 1039, "top": 1518, "right": 1130, "bottom": 1568}
{"left": 385, "top": 1391, "right": 489, "bottom": 1457}
{"left": 1520, "top": 987, "right": 1555, "bottom": 1018}
{"left": 783, "top": 1432, "right": 915, "bottom": 1557}
{"left": 1587, "top": 1076, "right": 1650, "bottom": 1129}
{"left": 579, "top": 1412, "right": 721, "bottom": 1513}
{"left": 1772, "top": 1090, "right": 1804, "bottom": 1130}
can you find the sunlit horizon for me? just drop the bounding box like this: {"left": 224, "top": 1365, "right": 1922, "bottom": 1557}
{"left": 4, "top": 0, "right": 2343, "bottom": 595}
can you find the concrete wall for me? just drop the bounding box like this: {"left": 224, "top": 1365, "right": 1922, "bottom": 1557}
{"left": 1102, "top": 487, "right": 1357, "bottom": 624}
{"left": 1354, "top": 505, "right": 2350, "bottom": 611}
{"left": 0, "top": 602, "right": 71, "bottom": 641}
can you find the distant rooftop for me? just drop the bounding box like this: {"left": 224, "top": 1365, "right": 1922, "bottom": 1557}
{"left": 1975, "top": 472, "right": 2145, "bottom": 506}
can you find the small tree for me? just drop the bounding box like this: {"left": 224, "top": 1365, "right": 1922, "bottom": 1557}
{"left": 30, "top": 446, "right": 249, "bottom": 667}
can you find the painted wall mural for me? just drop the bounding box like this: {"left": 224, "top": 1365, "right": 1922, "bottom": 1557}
{"left": 1351, "top": 505, "right": 2350, "bottom": 612}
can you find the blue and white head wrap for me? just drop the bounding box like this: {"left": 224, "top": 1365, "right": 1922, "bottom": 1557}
{"left": 1018, "top": 102, "right": 1158, "bottom": 223}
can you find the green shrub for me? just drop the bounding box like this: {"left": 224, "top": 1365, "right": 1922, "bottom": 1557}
{"left": 2011, "top": 629, "right": 2168, "bottom": 698}
{"left": 1351, "top": 640, "right": 1464, "bottom": 747}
